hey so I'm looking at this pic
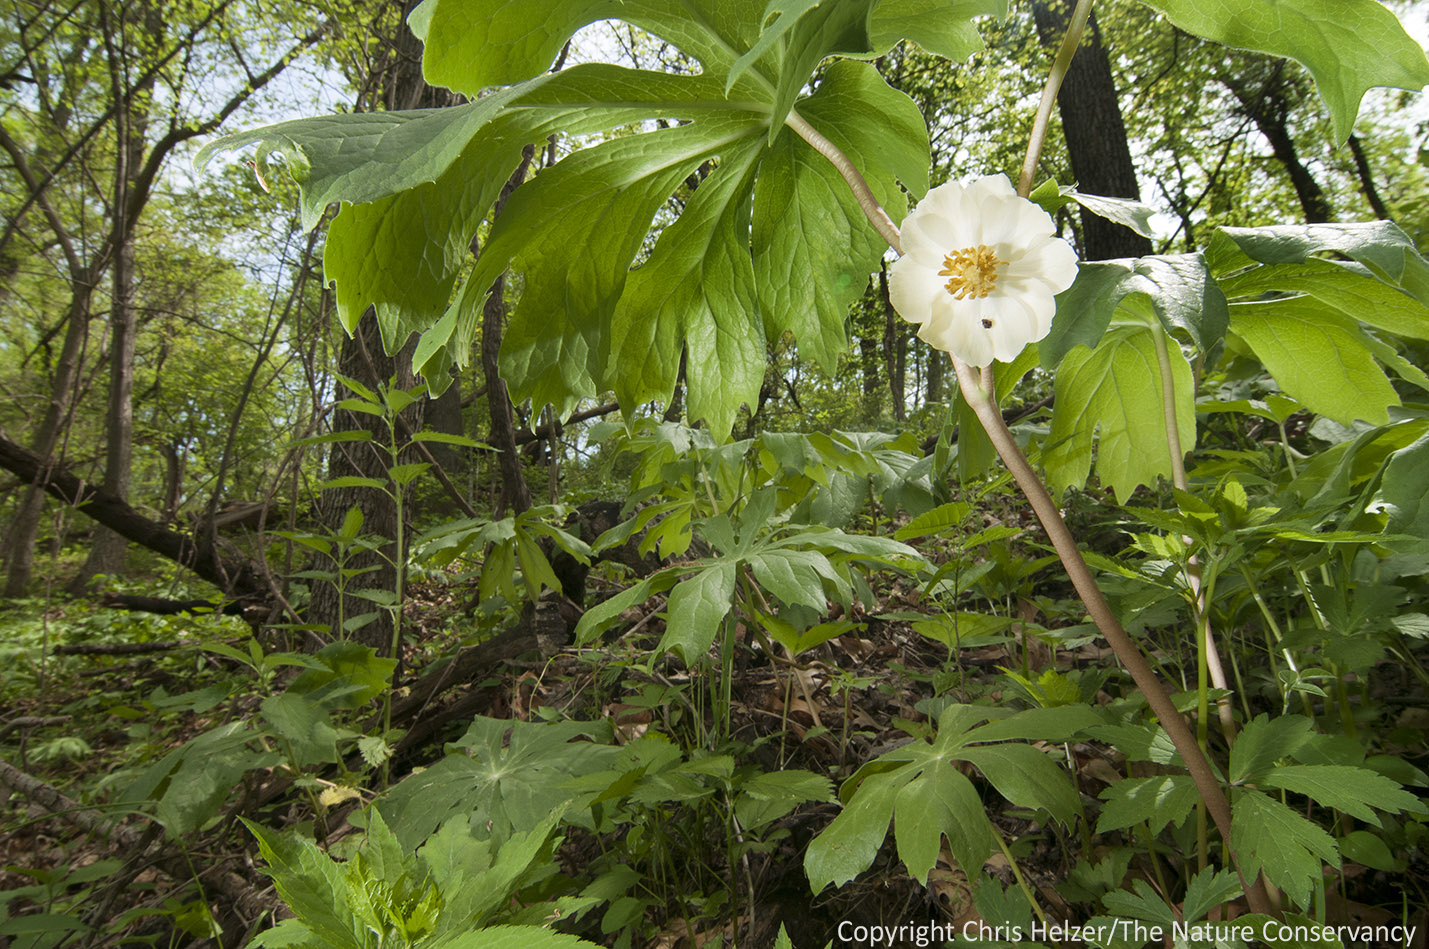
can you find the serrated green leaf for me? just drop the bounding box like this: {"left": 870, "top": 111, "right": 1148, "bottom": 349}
{"left": 1219, "top": 257, "right": 1429, "bottom": 341}
{"left": 379, "top": 718, "right": 616, "bottom": 849}
{"left": 261, "top": 694, "right": 340, "bottom": 768}
{"left": 1262, "top": 764, "right": 1425, "bottom": 825}
{"left": 574, "top": 571, "right": 676, "bottom": 644}
{"left": 410, "top": 431, "right": 490, "bottom": 448}
{"left": 734, "top": 769, "right": 833, "bottom": 829}
{"left": 752, "top": 61, "right": 927, "bottom": 371}
{"left": 1098, "top": 877, "right": 1179, "bottom": 927}
{"left": 748, "top": 549, "right": 838, "bottom": 612}
{"left": 416, "top": 0, "right": 767, "bottom": 95}
{"left": 608, "top": 136, "right": 765, "bottom": 437}
{"left": 892, "top": 501, "right": 972, "bottom": 540}
{"left": 1212, "top": 221, "right": 1429, "bottom": 304}
{"left": 761, "top": 1, "right": 881, "bottom": 137}
{"left": 893, "top": 767, "right": 991, "bottom": 882}
{"left": 205, "top": 3, "right": 937, "bottom": 437}
{"left": 1231, "top": 789, "right": 1339, "bottom": 908}
{"left": 957, "top": 743, "right": 1081, "bottom": 825}
{"left": 497, "top": 118, "right": 753, "bottom": 423}
{"left": 1181, "top": 866, "right": 1243, "bottom": 922}
{"left": 1228, "top": 713, "right": 1316, "bottom": 783}
{"left": 1137, "top": 0, "right": 1429, "bottom": 141}
{"left": 1230, "top": 297, "right": 1399, "bottom": 426}
{"left": 1096, "top": 775, "right": 1200, "bottom": 835}
{"left": 910, "top": 611, "right": 1012, "bottom": 647}
{"left": 317, "top": 477, "right": 388, "bottom": 492}
{"left": 242, "top": 819, "right": 362, "bottom": 949}
{"left": 659, "top": 562, "right": 737, "bottom": 661}
{"left": 964, "top": 705, "right": 1101, "bottom": 743}
{"left": 804, "top": 769, "right": 906, "bottom": 891}
{"left": 1044, "top": 325, "right": 1196, "bottom": 503}
{"left": 387, "top": 462, "right": 430, "bottom": 486}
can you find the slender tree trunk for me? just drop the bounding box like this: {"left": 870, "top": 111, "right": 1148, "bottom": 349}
{"left": 879, "top": 266, "right": 906, "bottom": 421}
{"left": 858, "top": 334, "right": 881, "bottom": 398}
{"left": 926, "top": 347, "right": 944, "bottom": 405}
{"left": 663, "top": 351, "right": 687, "bottom": 422}
{"left": 73, "top": 0, "right": 158, "bottom": 591}
{"left": 159, "top": 438, "right": 185, "bottom": 526}
{"left": 1223, "top": 62, "right": 1333, "bottom": 224}
{"left": 5, "top": 285, "right": 94, "bottom": 597}
{"left": 72, "top": 235, "right": 137, "bottom": 589}
{"left": 1032, "top": 1, "right": 1152, "bottom": 260}
{"left": 1347, "top": 134, "right": 1392, "bottom": 221}
{"left": 483, "top": 149, "right": 536, "bottom": 517}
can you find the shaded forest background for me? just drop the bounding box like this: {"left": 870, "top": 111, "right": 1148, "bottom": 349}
{"left": 2, "top": 0, "right": 1428, "bottom": 946}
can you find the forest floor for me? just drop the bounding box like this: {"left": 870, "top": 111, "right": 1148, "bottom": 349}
{"left": 1, "top": 545, "right": 1426, "bottom": 948}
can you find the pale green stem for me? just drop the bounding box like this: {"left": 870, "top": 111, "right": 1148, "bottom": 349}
{"left": 952, "top": 363, "right": 1268, "bottom": 911}
{"left": 1017, "top": 0, "right": 1094, "bottom": 196}
{"left": 788, "top": 15, "right": 1273, "bottom": 915}
{"left": 1151, "top": 327, "right": 1235, "bottom": 747}
{"left": 1239, "top": 563, "right": 1316, "bottom": 718}
{"left": 785, "top": 110, "right": 903, "bottom": 254}
{"left": 990, "top": 822, "right": 1048, "bottom": 925}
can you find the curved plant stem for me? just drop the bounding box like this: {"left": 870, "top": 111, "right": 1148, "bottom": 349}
{"left": 786, "top": 2, "right": 1274, "bottom": 916}
{"left": 1151, "top": 326, "right": 1236, "bottom": 746}
{"left": 1017, "top": 0, "right": 1093, "bottom": 196}
{"left": 951, "top": 362, "right": 1271, "bottom": 913}
{"left": 785, "top": 110, "right": 903, "bottom": 254}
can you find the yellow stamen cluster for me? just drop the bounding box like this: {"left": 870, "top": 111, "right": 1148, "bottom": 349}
{"left": 939, "top": 245, "right": 1006, "bottom": 301}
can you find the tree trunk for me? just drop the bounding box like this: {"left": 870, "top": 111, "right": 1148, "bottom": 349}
{"left": 1223, "top": 61, "right": 1333, "bottom": 224}
{"left": 926, "top": 346, "right": 945, "bottom": 405}
{"left": 306, "top": 0, "right": 455, "bottom": 650}
{"left": 72, "top": 1, "right": 161, "bottom": 592}
{"left": 1032, "top": 1, "right": 1153, "bottom": 260}
{"left": 307, "top": 321, "right": 423, "bottom": 651}
{"left": 5, "top": 286, "right": 94, "bottom": 597}
{"left": 72, "top": 235, "right": 137, "bottom": 590}
{"left": 1347, "top": 134, "right": 1392, "bottom": 221}
{"left": 482, "top": 149, "right": 536, "bottom": 517}
{"left": 879, "top": 265, "right": 906, "bottom": 421}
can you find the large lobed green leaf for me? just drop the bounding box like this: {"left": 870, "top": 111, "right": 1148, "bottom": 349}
{"left": 804, "top": 704, "right": 1093, "bottom": 892}
{"left": 1044, "top": 324, "right": 1196, "bottom": 504}
{"left": 1137, "top": 0, "right": 1429, "bottom": 141}
{"left": 201, "top": 0, "right": 968, "bottom": 438}
{"left": 1229, "top": 298, "right": 1400, "bottom": 426}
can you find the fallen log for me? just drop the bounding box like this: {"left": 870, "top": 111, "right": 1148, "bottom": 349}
{"left": 0, "top": 433, "right": 271, "bottom": 610}
{"left": 0, "top": 757, "right": 276, "bottom": 941}
{"left": 53, "top": 638, "right": 184, "bottom": 656}
{"left": 97, "top": 593, "right": 249, "bottom": 617}
{"left": 0, "top": 715, "right": 72, "bottom": 738}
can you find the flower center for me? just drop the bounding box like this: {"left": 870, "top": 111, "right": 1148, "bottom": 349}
{"left": 939, "top": 245, "right": 1006, "bottom": 301}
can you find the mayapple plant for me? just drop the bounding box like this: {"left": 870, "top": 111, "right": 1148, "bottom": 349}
{"left": 202, "top": 0, "right": 1429, "bottom": 923}
{"left": 887, "top": 173, "right": 1079, "bottom": 366}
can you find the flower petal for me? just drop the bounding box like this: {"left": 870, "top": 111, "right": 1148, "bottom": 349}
{"left": 888, "top": 253, "right": 944, "bottom": 326}
{"left": 888, "top": 173, "right": 1079, "bottom": 368}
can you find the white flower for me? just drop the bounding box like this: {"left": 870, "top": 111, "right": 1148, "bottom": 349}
{"left": 889, "top": 174, "right": 1079, "bottom": 368}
